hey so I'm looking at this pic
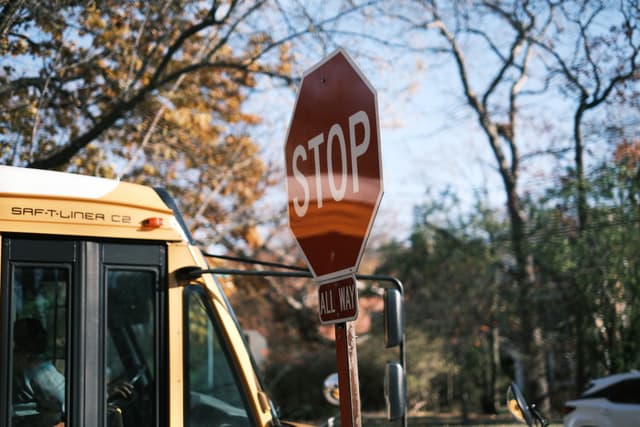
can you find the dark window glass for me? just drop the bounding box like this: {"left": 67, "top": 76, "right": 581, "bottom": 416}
{"left": 185, "top": 288, "right": 252, "bottom": 427}
{"left": 106, "top": 269, "right": 156, "bottom": 427}
{"left": 606, "top": 379, "right": 640, "bottom": 404}
{"left": 11, "top": 265, "right": 68, "bottom": 427}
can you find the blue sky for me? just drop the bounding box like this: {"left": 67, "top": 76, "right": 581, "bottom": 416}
{"left": 245, "top": 2, "right": 638, "bottom": 247}
{"left": 248, "top": 52, "right": 506, "bottom": 242}
{"left": 247, "top": 40, "right": 526, "bottom": 244}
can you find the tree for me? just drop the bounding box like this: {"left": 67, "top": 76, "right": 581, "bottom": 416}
{"left": 0, "top": 0, "right": 379, "bottom": 249}
{"left": 2, "top": 0, "right": 294, "bottom": 248}
{"left": 535, "top": 1, "right": 639, "bottom": 232}
{"left": 527, "top": 1, "right": 639, "bottom": 392}
{"left": 372, "top": 0, "right": 640, "bottom": 409}
{"left": 2, "top": 0, "right": 391, "bottom": 248}
{"left": 376, "top": 191, "right": 507, "bottom": 414}
{"left": 377, "top": 0, "right": 554, "bottom": 409}
{"left": 531, "top": 140, "right": 640, "bottom": 383}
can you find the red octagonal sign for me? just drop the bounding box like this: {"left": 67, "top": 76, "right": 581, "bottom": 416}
{"left": 284, "top": 49, "right": 383, "bottom": 283}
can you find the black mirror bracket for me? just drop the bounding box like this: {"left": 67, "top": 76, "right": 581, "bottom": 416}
{"left": 174, "top": 266, "right": 204, "bottom": 282}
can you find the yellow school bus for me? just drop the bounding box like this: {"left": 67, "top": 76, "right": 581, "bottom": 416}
{"left": 0, "top": 165, "right": 309, "bottom": 427}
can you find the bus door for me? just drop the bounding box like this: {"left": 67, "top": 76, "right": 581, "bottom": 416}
{"left": 1, "top": 236, "right": 166, "bottom": 427}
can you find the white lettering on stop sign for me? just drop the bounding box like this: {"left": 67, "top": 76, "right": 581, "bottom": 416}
{"left": 292, "top": 110, "right": 370, "bottom": 217}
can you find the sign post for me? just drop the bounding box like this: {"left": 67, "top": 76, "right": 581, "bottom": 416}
{"left": 284, "top": 48, "right": 383, "bottom": 427}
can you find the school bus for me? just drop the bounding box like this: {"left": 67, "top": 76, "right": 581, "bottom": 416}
{"left": 0, "top": 165, "right": 406, "bottom": 427}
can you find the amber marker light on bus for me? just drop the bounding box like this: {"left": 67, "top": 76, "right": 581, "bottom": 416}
{"left": 141, "top": 217, "right": 164, "bottom": 230}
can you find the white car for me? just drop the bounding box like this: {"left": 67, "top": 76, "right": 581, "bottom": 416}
{"left": 563, "top": 371, "right": 640, "bottom": 427}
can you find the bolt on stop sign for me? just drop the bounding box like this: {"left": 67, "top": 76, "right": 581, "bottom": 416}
{"left": 284, "top": 49, "right": 383, "bottom": 283}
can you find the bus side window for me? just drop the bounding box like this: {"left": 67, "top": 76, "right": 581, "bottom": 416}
{"left": 11, "top": 265, "right": 69, "bottom": 427}
{"left": 184, "top": 286, "right": 253, "bottom": 427}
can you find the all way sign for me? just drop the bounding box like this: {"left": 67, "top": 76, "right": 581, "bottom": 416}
{"left": 318, "top": 276, "right": 358, "bottom": 324}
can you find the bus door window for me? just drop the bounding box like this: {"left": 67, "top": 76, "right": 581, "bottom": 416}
{"left": 3, "top": 239, "right": 165, "bottom": 427}
{"left": 106, "top": 269, "right": 157, "bottom": 427}
{"left": 11, "top": 265, "right": 69, "bottom": 427}
{"left": 184, "top": 286, "right": 252, "bottom": 427}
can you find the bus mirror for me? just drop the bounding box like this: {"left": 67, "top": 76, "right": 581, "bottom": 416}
{"left": 384, "top": 362, "right": 406, "bottom": 421}
{"left": 506, "top": 382, "right": 534, "bottom": 425}
{"left": 384, "top": 288, "right": 404, "bottom": 348}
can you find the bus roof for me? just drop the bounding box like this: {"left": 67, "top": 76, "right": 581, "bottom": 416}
{"left": 0, "top": 166, "right": 187, "bottom": 241}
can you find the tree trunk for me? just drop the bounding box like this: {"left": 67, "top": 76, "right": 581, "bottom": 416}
{"left": 508, "top": 185, "right": 550, "bottom": 412}
{"left": 574, "top": 106, "right": 588, "bottom": 232}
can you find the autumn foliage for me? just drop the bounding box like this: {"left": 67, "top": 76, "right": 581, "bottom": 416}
{"left": 1, "top": 0, "right": 293, "bottom": 248}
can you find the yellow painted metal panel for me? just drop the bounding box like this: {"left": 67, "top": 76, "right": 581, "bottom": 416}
{"left": 0, "top": 166, "right": 170, "bottom": 213}
{"left": 199, "top": 272, "right": 274, "bottom": 427}
{"left": 167, "top": 243, "right": 187, "bottom": 427}
{"left": 0, "top": 167, "right": 185, "bottom": 241}
{"left": 168, "top": 243, "right": 275, "bottom": 427}
{"left": 0, "top": 196, "right": 182, "bottom": 240}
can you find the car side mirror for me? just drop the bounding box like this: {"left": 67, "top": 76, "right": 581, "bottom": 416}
{"left": 384, "top": 288, "right": 404, "bottom": 348}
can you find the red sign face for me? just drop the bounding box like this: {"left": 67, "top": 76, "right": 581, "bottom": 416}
{"left": 284, "top": 49, "right": 383, "bottom": 282}
{"left": 318, "top": 276, "right": 359, "bottom": 324}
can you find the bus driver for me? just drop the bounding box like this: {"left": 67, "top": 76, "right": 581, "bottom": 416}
{"left": 13, "top": 317, "right": 65, "bottom": 427}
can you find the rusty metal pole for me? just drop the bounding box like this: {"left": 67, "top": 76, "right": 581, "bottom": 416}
{"left": 335, "top": 321, "right": 361, "bottom": 427}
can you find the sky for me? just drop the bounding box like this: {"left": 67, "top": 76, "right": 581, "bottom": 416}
{"left": 241, "top": 4, "right": 537, "bottom": 245}
{"left": 248, "top": 48, "right": 514, "bottom": 244}
{"left": 244, "top": 2, "right": 637, "bottom": 248}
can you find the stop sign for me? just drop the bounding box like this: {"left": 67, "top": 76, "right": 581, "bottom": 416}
{"left": 284, "top": 49, "right": 383, "bottom": 283}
